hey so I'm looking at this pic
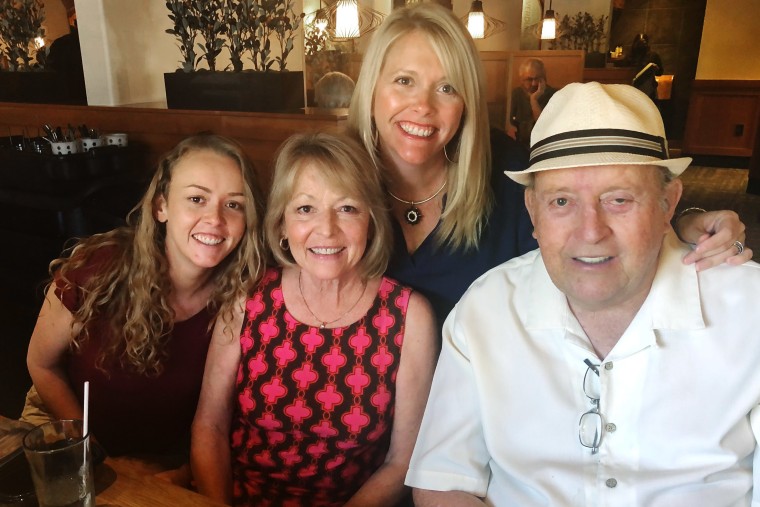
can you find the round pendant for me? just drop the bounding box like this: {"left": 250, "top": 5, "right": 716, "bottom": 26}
{"left": 405, "top": 206, "right": 422, "bottom": 225}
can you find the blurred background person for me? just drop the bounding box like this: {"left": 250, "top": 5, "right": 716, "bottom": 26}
{"left": 627, "top": 33, "right": 663, "bottom": 72}
{"left": 627, "top": 33, "right": 663, "bottom": 102}
{"left": 508, "top": 58, "right": 557, "bottom": 148}
{"left": 46, "top": 16, "right": 86, "bottom": 103}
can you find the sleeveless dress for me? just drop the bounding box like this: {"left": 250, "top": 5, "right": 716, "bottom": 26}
{"left": 61, "top": 246, "right": 213, "bottom": 456}
{"left": 230, "top": 267, "right": 412, "bottom": 507}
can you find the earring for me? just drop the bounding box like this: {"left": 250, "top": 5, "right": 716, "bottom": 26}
{"left": 279, "top": 237, "right": 289, "bottom": 251}
{"left": 444, "top": 143, "right": 458, "bottom": 164}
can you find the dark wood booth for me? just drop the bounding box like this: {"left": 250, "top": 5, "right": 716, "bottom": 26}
{"left": 0, "top": 102, "right": 348, "bottom": 242}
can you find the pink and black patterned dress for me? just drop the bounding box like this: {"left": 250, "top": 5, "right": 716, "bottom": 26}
{"left": 230, "top": 267, "right": 411, "bottom": 507}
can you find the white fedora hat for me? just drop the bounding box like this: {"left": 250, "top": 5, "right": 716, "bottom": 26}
{"left": 505, "top": 82, "right": 692, "bottom": 185}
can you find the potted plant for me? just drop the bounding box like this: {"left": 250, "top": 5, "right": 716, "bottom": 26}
{"left": 0, "top": 0, "right": 60, "bottom": 103}
{"left": 224, "top": 0, "right": 253, "bottom": 72}
{"left": 194, "top": 0, "right": 226, "bottom": 72}
{"left": 553, "top": 11, "right": 608, "bottom": 68}
{"left": 0, "top": 0, "right": 45, "bottom": 71}
{"left": 165, "top": 0, "right": 199, "bottom": 73}
{"left": 163, "top": 0, "right": 306, "bottom": 113}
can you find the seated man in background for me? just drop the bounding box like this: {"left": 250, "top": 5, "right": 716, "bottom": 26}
{"left": 407, "top": 82, "right": 760, "bottom": 506}
{"left": 508, "top": 58, "right": 556, "bottom": 149}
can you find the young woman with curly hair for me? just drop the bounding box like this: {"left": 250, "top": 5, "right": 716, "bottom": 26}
{"left": 23, "top": 133, "right": 266, "bottom": 483}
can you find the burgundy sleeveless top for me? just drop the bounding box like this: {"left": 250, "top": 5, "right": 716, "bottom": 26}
{"left": 57, "top": 246, "right": 212, "bottom": 456}
{"left": 230, "top": 267, "right": 411, "bottom": 506}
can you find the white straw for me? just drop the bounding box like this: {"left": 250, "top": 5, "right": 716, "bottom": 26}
{"left": 82, "top": 381, "right": 90, "bottom": 470}
{"left": 83, "top": 381, "right": 90, "bottom": 436}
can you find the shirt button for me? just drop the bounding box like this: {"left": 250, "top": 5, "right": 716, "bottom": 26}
{"left": 606, "top": 478, "right": 618, "bottom": 488}
{"left": 605, "top": 423, "right": 617, "bottom": 432}
{"left": 604, "top": 362, "right": 614, "bottom": 371}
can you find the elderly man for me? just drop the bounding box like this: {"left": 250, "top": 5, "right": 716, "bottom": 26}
{"left": 508, "top": 58, "right": 557, "bottom": 148}
{"left": 406, "top": 82, "right": 759, "bottom": 506}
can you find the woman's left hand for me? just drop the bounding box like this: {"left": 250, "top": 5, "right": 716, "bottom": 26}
{"left": 678, "top": 210, "right": 753, "bottom": 270}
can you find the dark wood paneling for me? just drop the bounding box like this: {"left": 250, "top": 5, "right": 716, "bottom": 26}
{"left": 682, "top": 80, "right": 760, "bottom": 159}
{"left": 480, "top": 51, "right": 509, "bottom": 130}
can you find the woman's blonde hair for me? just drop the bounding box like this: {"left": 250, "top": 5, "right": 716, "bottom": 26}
{"left": 265, "top": 132, "right": 392, "bottom": 280}
{"left": 52, "top": 134, "right": 266, "bottom": 375}
{"left": 347, "top": 2, "right": 492, "bottom": 251}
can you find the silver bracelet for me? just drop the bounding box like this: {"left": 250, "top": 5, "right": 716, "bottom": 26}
{"left": 675, "top": 207, "right": 707, "bottom": 244}
{"left": 677, "top": 207, "right": 707, "bottom": 221}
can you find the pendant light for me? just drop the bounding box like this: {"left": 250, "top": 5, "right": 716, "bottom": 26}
{"left": 335, "top": 0, "right": 361, "bottom": 39}
{"left": 314, "top": 0, "right": 328, "bottom": 32}
{"left": 461, "top": 1, "right": 506, "bottom": 40}
{"left": 541, "top": 0, "right": 556, "bottom": 40}
{"left": 467, "top": 1, "right": 485, "bottom": 39}
{"left": 315, "top": 0, "right": 385, "bottom": 41}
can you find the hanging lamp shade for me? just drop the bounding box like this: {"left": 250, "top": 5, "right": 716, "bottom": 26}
{"left": 314, "top": 5, "right": 329, "bottom": 32}
{"left": 335, "top": 0, "right": 361, "bottom": 39}
{"left": 540, "top": 1, "right": 556, "bottom": 40}
{"left": 467, "top": 0, "right": 485, "bottom": 39}
{"left": 460, "top": 1, "right": 506, "bottom": 40}
{"left": 311, "top": 0, "right": 385, "bottom": 42}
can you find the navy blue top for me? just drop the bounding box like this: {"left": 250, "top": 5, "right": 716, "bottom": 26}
{"left": 387, "top": 129, "right": 538, "bottom": 327}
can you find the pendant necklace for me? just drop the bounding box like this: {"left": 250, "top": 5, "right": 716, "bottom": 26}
{"left": 298, "top": 270, "right": 367, "bottom": 329}
{"left": 388, "top": 179, "right": 447, "bottom": 226}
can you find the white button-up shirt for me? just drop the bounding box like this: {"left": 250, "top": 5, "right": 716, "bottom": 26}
{"left": 406, "top": 230, "right": 760, "bottom": 506}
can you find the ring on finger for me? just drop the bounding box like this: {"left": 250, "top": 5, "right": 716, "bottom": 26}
{"left": 733, "top": 240, "right": 745, "bottom": 255}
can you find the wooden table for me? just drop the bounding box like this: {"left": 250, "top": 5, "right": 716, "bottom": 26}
{"left": 94, "top": 459, "right": 227, "bottom": 507}
{"left": 0, "top": 416, "right": 226, "bottom": 506}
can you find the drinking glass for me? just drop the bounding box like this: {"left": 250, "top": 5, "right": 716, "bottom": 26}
{"left": 22, "top": 419, "right": 94, "bottom": 507}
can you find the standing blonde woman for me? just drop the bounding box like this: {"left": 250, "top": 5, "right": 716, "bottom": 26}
{"left": 25, "top": 134, "right": 266, "bottom": 480}
{"left": 348, "top": 3, "right": 751, "bottom": 326}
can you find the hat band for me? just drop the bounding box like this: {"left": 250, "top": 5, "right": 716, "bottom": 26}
{"left": 529, "top": 128, "right": 668, "bottom": 165}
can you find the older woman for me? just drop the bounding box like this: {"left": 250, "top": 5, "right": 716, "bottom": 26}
{"left": 348, "top": 3, "right": 752, "bottom": 326}
{"left": 191, "top": 132, "right": 438, "bottom": 506}
{"left": 25, "top": 134, "right": 266, "bottom": 481}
